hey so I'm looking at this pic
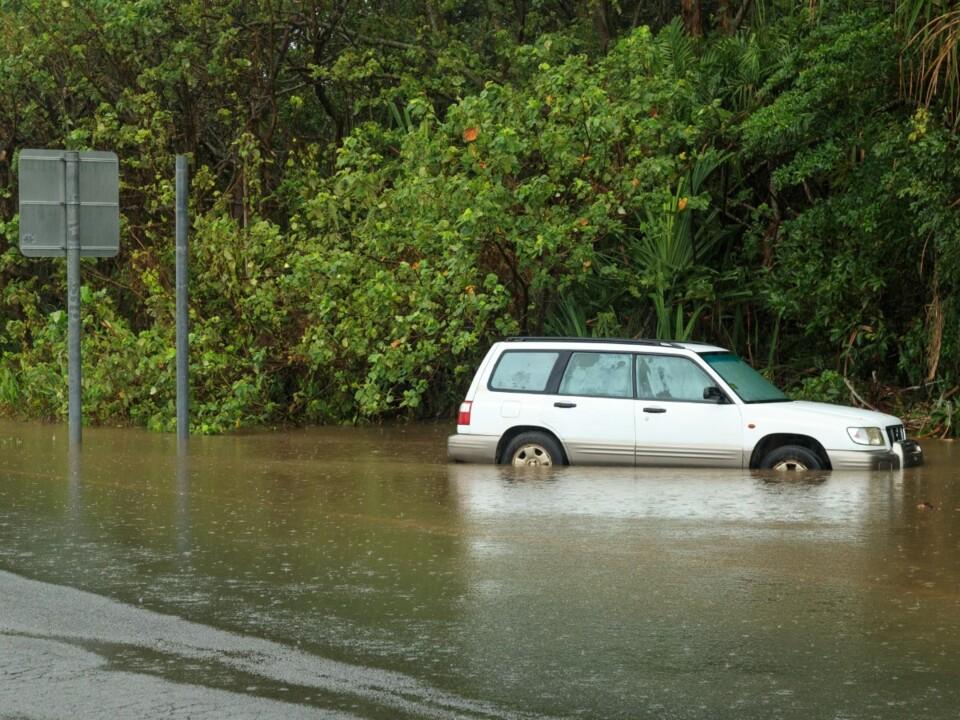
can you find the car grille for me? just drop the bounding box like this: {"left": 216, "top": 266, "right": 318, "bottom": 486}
{"left": 886, "top": 424, "right": 906, "bottom": 444}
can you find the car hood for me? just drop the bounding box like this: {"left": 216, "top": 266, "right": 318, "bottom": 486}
{"left": 751, "top": 400, "right": 902, "bottom": 428}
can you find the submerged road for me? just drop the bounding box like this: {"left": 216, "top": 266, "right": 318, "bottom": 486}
{"left": 0, "top": 421, "right": 959, "bottom": 718}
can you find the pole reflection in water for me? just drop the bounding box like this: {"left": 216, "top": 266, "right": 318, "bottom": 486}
{"left": 68, "top": 445, "right": 82, "bottom": 528}
{"left": 176, "top": 446, "right": 191, "bottom": 560}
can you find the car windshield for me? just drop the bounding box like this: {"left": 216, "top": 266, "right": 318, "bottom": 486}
{"left": 699, "top": 352, "right": 790, "bottom": 404}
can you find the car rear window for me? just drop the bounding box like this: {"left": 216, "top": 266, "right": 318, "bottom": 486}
{"left": 489, "top": 351, "right": 559, "bottom": 392}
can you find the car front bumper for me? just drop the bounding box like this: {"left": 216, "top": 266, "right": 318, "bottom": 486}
{"left": 447, "top": 434, "right": 499, "bottom": 464}
{"left": 830, "top": 440, "right": 923, "bottom": 470}
{"left": 894, "top": 439, "right": 924, "bottom": 468}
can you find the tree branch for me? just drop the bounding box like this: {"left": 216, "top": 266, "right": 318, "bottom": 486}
{"left": 733, "top": 0, "right": 754, "bottom": 32}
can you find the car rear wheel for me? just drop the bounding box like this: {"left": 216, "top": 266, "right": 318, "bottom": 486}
{"left": 760, "top": 444, "right": 822, "bottom": 471}
{"left": 502, "top": 432, "right": 564, "bottom": 467}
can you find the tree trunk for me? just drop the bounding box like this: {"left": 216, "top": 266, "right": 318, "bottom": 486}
{"left": 592, "top": 0, "right": 612, "bottom": 53}
{"left": 926, "top": 264, "right": 943, "bottom": 382}
{"left": 718, "top": 0, "right": 732, "bottom": 34}
{"left": 425, "top": 0, "right": 442, "bottom": 33}
{"left": 514, "top": 0, "right": 528, "bottom": 43}
{"left": 681, "top": 0, "right": 702, "bottom": 37}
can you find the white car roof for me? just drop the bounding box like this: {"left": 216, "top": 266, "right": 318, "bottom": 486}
{"left": 498, "top": 337, "right": 729, "bottom": 354}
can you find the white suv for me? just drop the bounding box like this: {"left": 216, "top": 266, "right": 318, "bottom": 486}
{"left": 447, "top": 338, "right": 923, "bottom": 470}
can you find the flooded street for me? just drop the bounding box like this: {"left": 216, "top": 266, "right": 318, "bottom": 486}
{"left": 0, "top": 420, "right": 958, "bottom": 719}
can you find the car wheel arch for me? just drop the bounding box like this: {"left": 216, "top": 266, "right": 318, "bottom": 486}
{"left": 496, "top": 426, "right": 569, "bottom": 465}
{"left": 749, "top": 433, "right": 831, "bottom": 470}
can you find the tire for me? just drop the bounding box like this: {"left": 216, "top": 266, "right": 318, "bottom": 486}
{"left": 760, "top": 444, "right": 823, "bottom": 471}
{"left": 501, "top": 432, "right": 565, "bottom": 467}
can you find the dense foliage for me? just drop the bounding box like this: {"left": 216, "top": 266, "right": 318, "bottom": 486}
{"left": 1, "top": 0, "right": 958, "bottom": 435}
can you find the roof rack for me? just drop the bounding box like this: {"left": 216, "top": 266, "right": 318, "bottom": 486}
{"left": 503, "top": 336, "right": 686, "bottom": 349}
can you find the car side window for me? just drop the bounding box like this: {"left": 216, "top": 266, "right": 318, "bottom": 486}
{"left": 636, "top": 354, "right": 715, "bottom": 402}
{"left": 559, "top": 352, "right": 632, "bottom": 398}
{"left": 489, "top": 351, "right": 559, "bottom": 392}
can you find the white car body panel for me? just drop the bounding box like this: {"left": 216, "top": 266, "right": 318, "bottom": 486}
{"left": 544, "top": 396, "right": 635, "bottom": 465}
{"left": 635, "top": 400, "right": 743, "bottom": 467}
{"left": 739, "top": 401, "right": 904, "bottom": 461}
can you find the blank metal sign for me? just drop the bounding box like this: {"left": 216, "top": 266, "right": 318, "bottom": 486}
{"left": 18, "top": 149, "right": 119, "bottom": 258}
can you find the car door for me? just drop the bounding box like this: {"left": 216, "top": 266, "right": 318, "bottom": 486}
{"left": 634, "top": 353, "right": 743, "bottom": 468}
{"left": 541, "top": 350, "right": 636, "bottom": 465}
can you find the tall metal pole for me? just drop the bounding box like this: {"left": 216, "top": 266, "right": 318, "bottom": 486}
{"left": 175, "top": 155, "right": 189, "bottom": 442}
{"left": 65, "top": 151, "right": 82, "bottom": 446}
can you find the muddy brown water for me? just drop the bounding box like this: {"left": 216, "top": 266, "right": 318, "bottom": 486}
{"left": 0, "top": 420, "right": 958, "bottom": 719}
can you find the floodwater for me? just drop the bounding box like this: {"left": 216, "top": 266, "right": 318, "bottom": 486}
{"left": 0, "top": 422, "right": 958, "bottom": 720}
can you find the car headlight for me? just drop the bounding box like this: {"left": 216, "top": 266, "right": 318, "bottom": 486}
{"left": 847, "top": 427, "right": 885, "bottom": 446}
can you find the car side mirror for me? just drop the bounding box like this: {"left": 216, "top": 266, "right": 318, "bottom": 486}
{"left": 703, "top": 386, "right": 725, "bottom": 403}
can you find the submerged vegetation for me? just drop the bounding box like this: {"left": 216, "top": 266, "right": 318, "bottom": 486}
{"left": 0, "top": 0, "right": 958, "bottom": 435}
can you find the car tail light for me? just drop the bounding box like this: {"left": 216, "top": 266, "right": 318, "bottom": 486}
{"left": 457, "top": 401, "right": 472, "bottom": 425}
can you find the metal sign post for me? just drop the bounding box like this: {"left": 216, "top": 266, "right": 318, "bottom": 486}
{"left": 175, "top": 156, "right": 189, "bottom": 442}
{"left": 65, "top": 152, "right": 82, "bottom": 445}
{"left": 18, "top": 149, "right": 119, "bottom": 447}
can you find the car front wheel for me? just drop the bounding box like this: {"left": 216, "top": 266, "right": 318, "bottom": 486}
{"left": 760, "top": 444, "right": 822, "bottom": 471}
{"left": 502, "top": 432, "right": 564, "bottom": 467}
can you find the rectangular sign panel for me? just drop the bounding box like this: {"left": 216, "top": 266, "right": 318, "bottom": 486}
{"left": 18, "top": 149, "right": 120, "bottom": 257}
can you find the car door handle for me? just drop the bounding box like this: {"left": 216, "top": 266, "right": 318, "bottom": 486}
{"left": 643, "top": 407, "right": 666, "bottom": 413}
{"left": 554, "top": 402, "right": 577, "bottom": 409}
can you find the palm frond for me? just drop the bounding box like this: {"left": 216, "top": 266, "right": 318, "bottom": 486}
{"left": 899, "top": 2, "right": 960, "bottom": 126}
{"left": 655, "top": 18, "right": 697, "bottom": 77}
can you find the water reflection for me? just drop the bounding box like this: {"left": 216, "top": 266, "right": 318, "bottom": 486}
{"left": 446, "top": 454, "right": 960, "bottom": 718}
{"left": 449, "top": 463, "right": 893, "bottom": 529}
{"left": 68, "top": 445, "right": 83, "bottom": 525}
{"left": 176, "top": 448, "right": 190, "bottom": 559}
